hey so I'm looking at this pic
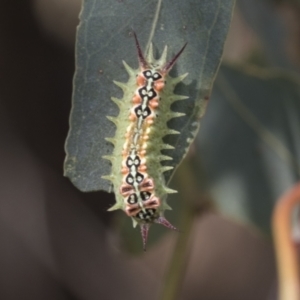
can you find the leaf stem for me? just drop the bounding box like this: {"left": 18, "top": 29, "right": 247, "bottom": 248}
{"left": 160, "top": 158, "right": 210, "bottom": 300}
{"left": 273, "top": 183, "right": 300, "bottom": 300}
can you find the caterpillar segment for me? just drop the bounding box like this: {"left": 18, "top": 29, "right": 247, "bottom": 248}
{"left": 103, "top": 32, "right": 188, "bottom": 250}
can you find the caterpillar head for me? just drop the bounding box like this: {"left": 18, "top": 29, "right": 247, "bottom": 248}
{"left": 133, "top": 31, "right": 187, "bottom": 75}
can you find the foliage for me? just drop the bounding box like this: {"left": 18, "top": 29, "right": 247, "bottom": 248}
{"left": 64, "top": 0, "right": 235, "bottom": 192}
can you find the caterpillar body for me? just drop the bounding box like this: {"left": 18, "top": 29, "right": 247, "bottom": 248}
{"left": 103, "top": 33, "right": 188, "bottom": 250}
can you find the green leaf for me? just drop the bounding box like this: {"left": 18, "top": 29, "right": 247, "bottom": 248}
{"left": 196, "top": 63, "right": 300, "bottom": 234}
{"left": 64, "top": 0, "right": 235, "bottom": 192}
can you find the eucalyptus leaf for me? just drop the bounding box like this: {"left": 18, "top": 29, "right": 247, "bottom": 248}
{"left": 64, "top": 0, "right": 235, "bottom": 192}
{"left": 197, "top": 64, "right": 300, "bottom": 234}
{"left": 238, "top": 0, "right": 295, "bottom": 71}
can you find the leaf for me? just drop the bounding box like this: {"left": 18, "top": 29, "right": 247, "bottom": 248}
{"left": 238, "top": 0, "right": 297, "bottom": 71}
{"left": 64, "top": 0, "right": 235, "bottom": 192}
{"left": 196, "top": 63, "right": 300, "bottom": 234}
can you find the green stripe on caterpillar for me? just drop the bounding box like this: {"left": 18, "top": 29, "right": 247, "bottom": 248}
{"left": 103, "top": 32, "right": 188, "bottom": 250}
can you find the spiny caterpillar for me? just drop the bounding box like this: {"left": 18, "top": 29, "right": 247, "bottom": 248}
{"left": 103, "top": 33, "right": 188, "bottom": 250}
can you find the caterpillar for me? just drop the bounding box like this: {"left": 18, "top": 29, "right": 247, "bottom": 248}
{"left": 103, "top": 32, "right": 188, "bottom": 250}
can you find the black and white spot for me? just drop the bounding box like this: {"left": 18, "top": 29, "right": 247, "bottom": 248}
{"left": 126, "top": 156, "right": 141, "bottom": 168}
{"left": 140, "top": 191, "right": 151, "bottom": 201}
{"left": 135, "top": 209, "right": 157, "bottom": 221}
{"left": 127, "top": 193, "right": 138, "bottom": 204}
{"left": 143, "top": 70, "right": 162, "bottom": 81}
{"left": 125, "top": 174, "right": 134, "bottom": 185}
{"left": 143, "top": 70, "right": 153, "bottom": 79}
{"left": 146, "top": 88, "right": 157, "bottom": 100}
{"left": 135, "top": 172, "right": 144, "bottom": 183}
{"left": 134, "top": 105, "right": 151, "bottom": 119}
{"left": 138, "top": 87, "right": 148, "bottom": 98}
{"left": 153, "top": 72, "right": 162, "bottom": 80}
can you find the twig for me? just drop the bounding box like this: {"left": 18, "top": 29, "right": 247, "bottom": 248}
{"left": 273, "top": 182, "right": 300, "bottom": 300}
{"left": 160, "top": 158, "right": 210, "bottom": 300}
